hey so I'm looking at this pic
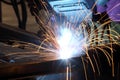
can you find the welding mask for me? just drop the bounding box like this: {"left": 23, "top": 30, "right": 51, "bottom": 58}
{"left": 48, "top": 0, "right": 92, "bottom": 24}
{"left": 28, "top": 0, "right": 93, "bottom": 26}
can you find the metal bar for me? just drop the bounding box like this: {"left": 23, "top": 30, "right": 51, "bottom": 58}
{"left": 0, "top": 23, "right": 41, "bottom": 45}
{"left": 0, "top": 44, "right": 119, "bottom": 79}
{"left": 0, "top": 58, "right": 80, "bottom": 79}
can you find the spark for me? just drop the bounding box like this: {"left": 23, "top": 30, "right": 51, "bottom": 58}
{"left": 57, "top": 27, "right": 86, "bottom": 59}
{"left": 1, "top": 1, "right": 120, "bottom": 80}
{"left": 20, "top": 1, "right": 119, "bottom": 80}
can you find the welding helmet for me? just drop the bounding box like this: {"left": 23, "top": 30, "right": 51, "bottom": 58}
{"left": 28, "top": 0, "right": 93, "bottom": 25}
{"left": 48, "top": 0, "right": 92, "bottom": 24}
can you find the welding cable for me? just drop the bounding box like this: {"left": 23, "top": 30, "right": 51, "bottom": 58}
{"left": 11, "top": 0, "right": 27, "bottom": 30}
{"left": 2, "top": 0, "right": 27, "bottom": 30}
{"left": 20, "top": 0, "right": 27, "bottom": 30}
{"left": 10, "top": 0, "right": 22, "bottom": 29}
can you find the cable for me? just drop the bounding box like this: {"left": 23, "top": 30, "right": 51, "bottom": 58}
{"left": 2, "top": 0, "right": 27, "bottom": 30}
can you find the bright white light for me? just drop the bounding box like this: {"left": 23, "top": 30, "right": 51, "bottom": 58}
{"left": 57, "top": 28, "right": 73, "bottom": 59}
{"left": 57, "top": 28, "right": 85, "bottom": 59}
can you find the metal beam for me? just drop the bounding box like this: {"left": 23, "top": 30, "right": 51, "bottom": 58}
{"left": 0, "top": 44, "right": 120, "bottom": 79}
{"left": 0, "top": 23, "right": 41, "bottom": 45}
